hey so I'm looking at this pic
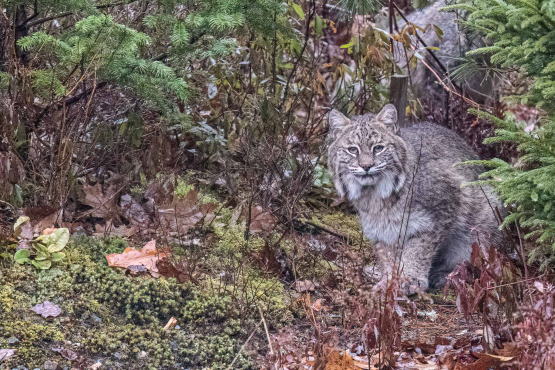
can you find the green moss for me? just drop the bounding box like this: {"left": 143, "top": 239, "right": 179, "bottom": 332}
{"left": 0, "top": 235, "right": 281, "bottom": 368}
{"left": 213, "top": 224, "right": 266, "bottom": 256}
{"left": 1, "top": 321, "right": 64, "bottom": 365}
{"left": 312, "top": 212, "right": 370, "bottom": 246}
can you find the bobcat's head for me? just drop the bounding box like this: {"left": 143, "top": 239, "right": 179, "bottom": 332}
{"left": 327, "top": 104, "right": 409, "bottom": 200}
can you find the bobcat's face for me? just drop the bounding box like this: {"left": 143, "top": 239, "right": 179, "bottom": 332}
{"left": 328, "top": 104, "right": 408, "bottom": 200}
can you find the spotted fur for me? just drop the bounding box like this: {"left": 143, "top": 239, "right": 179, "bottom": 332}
{"left": 328, "top": 104, "right": 503, "bottom": 292}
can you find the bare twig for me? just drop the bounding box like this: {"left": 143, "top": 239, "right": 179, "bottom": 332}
{"left": 226, "top": 319, "right": 264, "bottom": 370}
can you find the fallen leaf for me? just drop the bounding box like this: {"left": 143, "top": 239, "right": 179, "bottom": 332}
{"left": 157, "top": 190, "right": 215, "bottom": 234}
{"left": 156, "top": 259, "right": 189, "bottom": 282}
{"left": 457, "top": 352, "right": 504, "bottom": 370}
{"left": 33, "top": 210, "right": 63, "bottom": 234}
{"left": 247, "top": 206, "right": 278, "bottom": 233}
{"left": 51, "top": 347, "right": 78, "bottom": 361}
{"left": 106, "top": 240, "right": 166, "bottom": 273}
{"left": 0, "top": 349, "right": 16, "bottom": 362}
{"left": 30, "top": 301, "right": 62, "bottom": 318}
{"left": 79, "top": 182, "right": 118, "bottom": 218}
{"left": 325, "top": 350, "right": 355, "bottom": 370}
{"left": 94, "top": 219, "right": 137, "bottom": 237}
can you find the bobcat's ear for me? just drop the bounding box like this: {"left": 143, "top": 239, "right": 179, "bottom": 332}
{"left": 328, "top": 109, "right": 351, "bottom": 133}
{"left": 375, "top": 104, "right": 399, "bottom": 133}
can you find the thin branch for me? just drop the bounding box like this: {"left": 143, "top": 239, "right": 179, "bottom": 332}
{"left": 19, "top": 1, "right": 139, "bottom": 30}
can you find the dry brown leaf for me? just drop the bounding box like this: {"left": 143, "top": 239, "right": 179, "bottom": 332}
{"left": 94, "top": 219, "right": 137, "bottom": 237}
{"left": 32, "top": 210, "right": 63, "bottom": 234}
{"left": 494, "top": 342, "right": 521, "bottom": 358}
{"left": 248, "top": 205, "right": 278, "bottom": 233}
{"left": 325, "top": 350, "right": 355, "bottom": 370}
{"left": 79, "top": 182, "right": 119, "bottom": 218}
{"left": 157, "top": 190, "right": 215, "bottom": 234}
{"left": 456, "top": 352, "right": 502, "bottom": 370}
{"left": 106, "top": 240, "right": 166, "bottom": 273}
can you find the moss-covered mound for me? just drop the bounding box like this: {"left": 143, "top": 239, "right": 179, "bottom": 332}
{"left": 0, "top": 236, "right": 288, "bottom": 369}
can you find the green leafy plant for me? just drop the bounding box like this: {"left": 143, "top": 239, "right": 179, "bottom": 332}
{"left": 12, "top": 217, "right": 69, "bottom": 270}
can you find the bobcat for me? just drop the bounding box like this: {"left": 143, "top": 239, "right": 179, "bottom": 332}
{"left": 327, "top": 104, "right": 503, "bottom": 293}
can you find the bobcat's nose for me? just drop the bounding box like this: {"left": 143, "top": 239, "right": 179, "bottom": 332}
{"left": 363, "top": 166, "right": 371, "bottom": 172}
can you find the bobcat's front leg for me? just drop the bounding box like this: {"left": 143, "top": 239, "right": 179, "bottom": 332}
{"left": 374, "top": 237, "right": 436, "bottom": 295}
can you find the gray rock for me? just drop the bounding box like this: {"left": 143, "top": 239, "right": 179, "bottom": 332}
{"left": 8, "top": 337, "right": 19, "bottom": 344}
{"left": 113, "top": 352, "right": 122, "bottom": 360}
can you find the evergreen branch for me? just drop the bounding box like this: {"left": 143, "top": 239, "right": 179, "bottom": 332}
{"left": 18, "top": 1, "right": 140, "bottom": 30}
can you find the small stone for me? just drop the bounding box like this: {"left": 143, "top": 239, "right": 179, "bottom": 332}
{"left": 73, "top": 226, "right": 87, "bottom": 236}
{"left": 44, "top": 360, "right": 58, "bottom": 370}
{"left": 138, "top": 351, "right": 147, "bottom": 359}
{"left": 8, "top": 337, "right": 19, "bottom": 344}
{"left": 90, "top": 314, "right": 102, "bottom": 323}
{"left": 113, "top": 352, "right": 122, "bottom": 360}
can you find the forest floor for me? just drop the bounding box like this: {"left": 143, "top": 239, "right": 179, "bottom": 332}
{"left": 0, "top": 178, "right": 524, "bottom": 370}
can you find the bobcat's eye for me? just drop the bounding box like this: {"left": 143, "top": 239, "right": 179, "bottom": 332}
{"left": 373, "top": 145, "right": 385, "bottom": 154}
{"left": 347, "top": 147, "right": 358, "bottom": 155}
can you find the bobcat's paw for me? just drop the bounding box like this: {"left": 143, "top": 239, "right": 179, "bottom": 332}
{"left": 401, "top": 277, "right": 429, "bottom": 296}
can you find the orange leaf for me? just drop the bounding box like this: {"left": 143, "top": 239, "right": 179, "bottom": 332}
{"left": 106, "top": 240, "right": 167, "bottom": 273}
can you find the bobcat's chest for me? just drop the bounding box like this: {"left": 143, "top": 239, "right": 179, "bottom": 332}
{"left": 358, "top": 206, "right": 433, "bottom": 245}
